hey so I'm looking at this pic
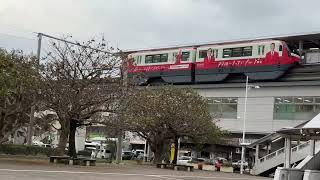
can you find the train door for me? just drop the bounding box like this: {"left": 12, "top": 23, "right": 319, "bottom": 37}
{"left": 275, "top": 42, "right": 283, "bottom": 70}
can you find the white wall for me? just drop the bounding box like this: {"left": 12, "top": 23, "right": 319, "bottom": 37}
{"left": 196, "top": 85, "right": 320, "bottom": 134}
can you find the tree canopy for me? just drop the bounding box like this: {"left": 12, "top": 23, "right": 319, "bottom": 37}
{"left": 119, "top": 86, "right": 222, "bottom": 163}
{"left": 0, "top": 49, "right": 39, "bottom": 144}
{"left": 40, "top": 38, "right": 124, "bottom": 156}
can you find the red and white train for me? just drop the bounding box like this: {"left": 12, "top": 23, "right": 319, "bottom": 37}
{"left": 127, "top": 40, "right": 300, "bottom": 84}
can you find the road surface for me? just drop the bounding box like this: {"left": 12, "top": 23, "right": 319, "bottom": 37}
{"left": 0, "top": 159, "right": 271, "bottom": 180}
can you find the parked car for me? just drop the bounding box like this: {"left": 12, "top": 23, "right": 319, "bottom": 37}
{"left": 41, "top": 144, "right": 52, "bottom": 148}
{"left": 203, "top": 158, "right": 216, "bottom": 165}
{"left": 122, "top": 151, "right": 134, "bottom": 160}
{"left": 215, "top": 157, "right": 228, "bottom": 164}
{"left": 177, "top": 156, "right": 192, "bottom": 165}
{"left": 133, "top": 149, "right": 144, "bottom": 158}
{"left": 232, "top": 160, "right": 248, "bottom": 170}
{"left": 84, "top": 141, "right": 111, "bottom": 159}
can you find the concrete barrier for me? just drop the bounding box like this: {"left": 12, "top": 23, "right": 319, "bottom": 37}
{"left": 274, "top": 167, "right": 304, "bottom": 180}
{"left": 303, "top": 170, "right": 320, "bottom": 180}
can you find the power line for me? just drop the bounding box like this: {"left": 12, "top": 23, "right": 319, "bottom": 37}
{"left": 0, "top": 32, "right": 35, "bottom": 41}
{"left": 38, "top": 33, "right": 114, "bottom": 55}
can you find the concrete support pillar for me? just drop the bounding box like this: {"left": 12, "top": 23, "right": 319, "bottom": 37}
{"left": 310, "top": 140, "right": 316, "bottom": 156}
{"left": 267, "top": 144, "right": 270, "bottom": 154}
{"left": 255, "top": 144, "right": 259, "bottom": 166}
{"left": 284, "top": 137, "right": 292, "bottom": 168}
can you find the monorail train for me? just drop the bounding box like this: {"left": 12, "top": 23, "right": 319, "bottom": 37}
{"left": 127, "top": 40, "right": 300, "bottom": 84}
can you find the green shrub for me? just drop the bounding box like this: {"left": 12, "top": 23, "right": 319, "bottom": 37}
{"left": 0, "top": 144, "right": 59, "bottom": 156}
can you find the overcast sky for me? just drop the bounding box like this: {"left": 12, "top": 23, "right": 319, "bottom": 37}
{"left": 1, "top": 0, "right": 320, "bottom": 52}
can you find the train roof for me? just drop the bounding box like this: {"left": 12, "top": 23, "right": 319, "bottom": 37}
{"left": 124, "top": 31, "right": 320, "bottom": 53}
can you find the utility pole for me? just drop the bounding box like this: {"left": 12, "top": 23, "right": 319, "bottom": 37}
{"left": 116, "top": 54, "right": 127, "bottom": 164}
{"left": 26, "top": 33, "right": 42, "bottom": 145}
{"left": 240, "top": 76, "right": 249, "bottom": 174}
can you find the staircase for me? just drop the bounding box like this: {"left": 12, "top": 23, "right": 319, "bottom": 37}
{"left": 252, "top": 140, "right": 320, "bottom": 175}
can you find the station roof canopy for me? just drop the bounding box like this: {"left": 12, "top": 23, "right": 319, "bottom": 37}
{"left": 276, "top": 113, "right": 320, "bottom": 140}
{"left": 248, "top": 119, "right": 310, "bottom": 148}
{"left": 124, "top": 31, "right": 320, "bottom": 53}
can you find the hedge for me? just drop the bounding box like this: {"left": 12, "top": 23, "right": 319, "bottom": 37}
{"left": 0, "top": 144, "right": 62, "bottom": 156}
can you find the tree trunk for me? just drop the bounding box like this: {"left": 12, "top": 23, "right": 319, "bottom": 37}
{"left": 152, "top": 141, "right": 166, "bottom": 164}
{"left": 57, "top": 129, "right": 68, "bottom": 155}
{"left": 115, "top": 130, "right": 123, "bottom": 164}
{"left": 0, "top": 111, "right": 5, "bottom": 143}
{"left": 68, "top": 120, "right": 77, "bottom": 158}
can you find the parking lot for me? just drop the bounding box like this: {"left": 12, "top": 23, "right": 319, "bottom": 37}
{"left": 0, "top": 159, "right": 271, "bottom": 180}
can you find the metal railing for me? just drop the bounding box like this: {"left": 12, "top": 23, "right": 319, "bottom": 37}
{"left": 258, "top": 140, "right": 310, "bottom": 164}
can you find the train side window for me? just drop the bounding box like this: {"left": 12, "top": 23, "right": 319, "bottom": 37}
{"left": 242, "top": 46, "right": 252, "bottom": 56}
{"left": 154, "top": 54, "right": 161, "bottom": 63}
{"left": 135, "top": 56, "right": 141, "bottom": 64}
{"left": 173, "top": 52, "right": 178, "bottom": 58}
{"left": 258, "top": 45, "right": 265, "bottom": 55}
{"left": 223, "top": 46, "right": 252, "bottom": 58}
{"left": 223, "top": 48, "right": 232, "bottom": 58}
{"left": 182, "top": 52, "right": 190, "bottom": 61}
{"left": 232, "top": 47, "right": 242, "bottom": 57}
{"left": 160, "top": 53, "right": 168, "bottom": 62}
{"left": 133, "top": 56, "right": 137, "bottom": 64}
{"left": 279, "top": 45, "right": 283, "bottom": 52}
{"left": 199, "top": 50, "right": 207, "bottom": 58}
{"left": 145, "top": 55, "right": 153, "bottom": 64}
{"left": 214, "top": 49, "right": 218, "bottom": 58}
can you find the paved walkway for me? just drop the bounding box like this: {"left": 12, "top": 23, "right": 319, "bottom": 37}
{"left": 0, "top": 159, "right": 272, "bottom": 180}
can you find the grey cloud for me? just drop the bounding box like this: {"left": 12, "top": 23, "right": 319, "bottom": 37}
{"left": 1, "top": 0, "right": 320, "bottom": 52}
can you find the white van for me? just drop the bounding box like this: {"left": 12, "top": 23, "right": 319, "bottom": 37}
{"left": 84, "top": 141, "right": 111, "bottom": 159}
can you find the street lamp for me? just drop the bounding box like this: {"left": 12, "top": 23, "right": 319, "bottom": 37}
{"left": 240, "top": 76, "right": 260, "bottom": 174}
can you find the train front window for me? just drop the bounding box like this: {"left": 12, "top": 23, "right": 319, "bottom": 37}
{"left": 285, "top": 44, "right": 292, "bottom": 57}
{"left": 182, "top": 52, "right": 190, "bottom": 61}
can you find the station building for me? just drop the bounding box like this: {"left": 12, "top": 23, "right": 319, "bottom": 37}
{"left": 177, "top": 32, "right": 320, "bottom": 161}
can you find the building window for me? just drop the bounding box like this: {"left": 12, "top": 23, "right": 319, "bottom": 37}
{"left": 223, "top": 46, "right": 252, "bottom": 58}
{"left": 274, "top": 97, "right": 320, "bottom": 120}
{"left": 207, "top": 97, "right": 238, "bottom": 119}
{"left": 145, "top": 53, "right": 168, "bottom": 64}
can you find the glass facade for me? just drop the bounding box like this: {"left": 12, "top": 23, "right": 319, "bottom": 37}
{"left": 207, "top": 97, "right": 238, "bottom": 119}
{"left": 274, "top": 97, "right": 320, "bottom": 120}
